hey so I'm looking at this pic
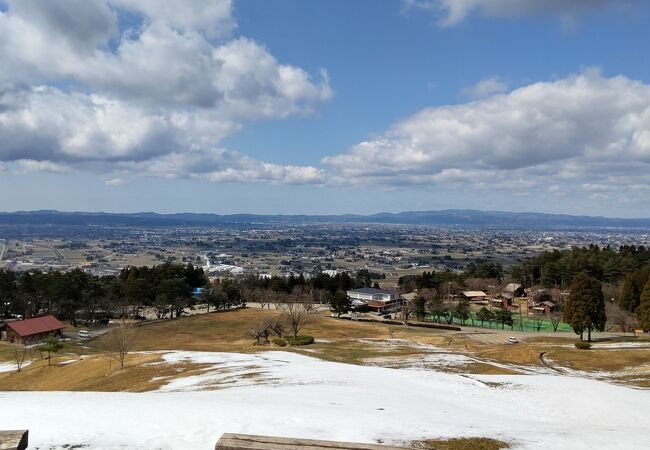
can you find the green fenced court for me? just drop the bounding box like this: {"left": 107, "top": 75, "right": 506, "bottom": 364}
{"left": 423, "top": 313, "right": 573, "bottom": 332}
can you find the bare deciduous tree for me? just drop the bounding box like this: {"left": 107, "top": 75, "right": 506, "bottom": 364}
{"left": 549, "top": 314, "right": 562, "bottom": 332}
{"left": 249, "top": 320, "right": 271, "bottom": 344}
{"left": 267, "top": 318, "right": 284, "bottom": 337}
{"left": 302, "top": 295, "right": 316, "bottom": 314}
{"left": 604, "top": 299, "right": 637, "bottom": 334}
{"left": 270, "top": 290, "right": 285, "bottom": 310}
{"left": 400, "top": 296, "right": 416, "bottom": 326}
{"left": 102, "top": 320, "right": 139, "bottom": 369}
{"left": 11, "top": 342, "right": 29, "bottom": 373}
{"left": 312, "top": 288, "right": 327, "bottom": 305}
{"left": 243, "top": 287, "right": 265, "bottom": 309}
{"left": 279, "top": 302, "right": 311, "bottom": 339}
{"left": 258, "top": 288, "right": 271, "bottom": 310}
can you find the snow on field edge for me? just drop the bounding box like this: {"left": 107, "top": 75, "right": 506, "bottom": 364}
{"left": 0, "top": 350, "right": 648, "bottom": 450}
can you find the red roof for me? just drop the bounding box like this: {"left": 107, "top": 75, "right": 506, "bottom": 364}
{"left": 7, "top": 315, "right": 64, "bottom": 337}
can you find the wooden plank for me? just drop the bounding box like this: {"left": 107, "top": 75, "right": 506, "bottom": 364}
{"left": 0, "top": 430, "right": 28, "bottom": 450}
{"left": 215, "top": 433, "right": 407, "bottom": 450}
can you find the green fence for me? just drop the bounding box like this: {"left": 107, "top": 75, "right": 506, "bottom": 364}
{"left": 423, "top": 313, "right": 573, "bottom": 332}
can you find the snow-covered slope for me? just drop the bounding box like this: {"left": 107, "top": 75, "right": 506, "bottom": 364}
{"left": 0, "top": 351, "right": 648, "bottom": 449}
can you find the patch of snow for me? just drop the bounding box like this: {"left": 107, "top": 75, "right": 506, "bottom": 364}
{"left": 0, "top": 362, "right": 18, "bottom": 373}
{"left": 369, "top": 352, "right": 477, "bottom": 369}
{"left": 0, "top": 351, "right": 648, "bottom": 449}
{"left": 0, "top": 360, "right": 34, "bottom": 373}
{"left": 57, "top": 359, "right": 78, "bottom": 366}
{"left": 591, "top": 342, "right": 650, "bottom": 349}
{"left": 557, "top": 342, "right": 650, "bottom": 349}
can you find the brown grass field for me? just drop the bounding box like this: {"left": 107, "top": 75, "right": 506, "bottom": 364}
{"left": 1, "top": 307, "right": 649, "bottom": 393}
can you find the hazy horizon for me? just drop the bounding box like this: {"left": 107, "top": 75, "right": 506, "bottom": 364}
{"left": 2, "top": 207, "right": 650, "bottom": 221}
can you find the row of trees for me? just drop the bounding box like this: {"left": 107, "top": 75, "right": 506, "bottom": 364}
{"left": 508, "top": 245, "right": 650, "bottom": 332}
{"left": 0, "top": 261, "right": 380, "bottom": 325}
{"left": 400, "top": 289, "right": 518, "bottom": 329}
{"left": 0, "top": 263, "right": 210, "bottom": 323}
{"left": 509, "top": 245, "right": 650, "bottom": 287}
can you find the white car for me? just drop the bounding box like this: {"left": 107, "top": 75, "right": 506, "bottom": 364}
{"left": 507, "top": 336, "right": 519, "bottom": 344}
{"left": 78, "top": 330, "right": 91, "bottom": 338}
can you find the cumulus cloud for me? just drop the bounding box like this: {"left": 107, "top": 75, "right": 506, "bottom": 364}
{"left": 460, "top": 77, "right": 508, "bottom": 99}
{"left": 121, "top": 148, "right": 327, "bottom": 185}
{"left": 0, "top": 86, "right": 186, "bottom": 162}
{"left": 0, "top": 0, "right": 331, "bottom": 183}
{"left": 405, "top": 0, "right": 628, "bottom": 27}
{"left": 323, "top": 70, "right": 650, "bottom": 200}
{"left": 0, "top": 1, "right": 330, "bottom": 112}
{"left": 110, "top": 0, "right": 235, "bottom": 38}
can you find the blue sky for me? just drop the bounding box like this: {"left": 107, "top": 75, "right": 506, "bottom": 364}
{"left": 1, "top": 0, "right": 650, "bottom": 216}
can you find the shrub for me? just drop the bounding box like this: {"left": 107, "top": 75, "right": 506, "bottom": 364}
{"left": 272, "top": 338, "right": 287, "bottom": 347}
{"left": 574, "top": 341, "right": 592, "bottom": 350}
{"left": 285, "top": 335, "right": 315, "bottom": 346}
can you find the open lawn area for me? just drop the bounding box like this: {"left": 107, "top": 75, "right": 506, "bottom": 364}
{"left": 1, "top": 307, "right": 649, "bottom": 449}
{"left": 2, "top": 307, "right": 649, "bottom": 391}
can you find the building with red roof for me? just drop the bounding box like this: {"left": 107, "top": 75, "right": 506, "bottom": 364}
{"left": 2, "top": 315, "right": 64, "bottom": 345}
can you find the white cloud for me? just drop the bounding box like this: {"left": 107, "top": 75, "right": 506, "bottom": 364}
{"left": 123, "top": 149, "right": 327, "bottom": 185}
{"left": 0, "top": 0, "right": 332, "bottom": 185}
{"left": 0, "top": 86, "right": 184, "bottom": 163}
{"left": 5, "top": 0, "right": 117, "bottom": 53}
{"left": 110, "top": 0, "right": 235, "bottom": 38}
{"left": 323, "top": 70, "right": 650, "bottom": 199}
{"left": 0, "top": 2, "right": 331, "bottom": 113}
{"left": 14, "top": 159, "right": 69, "bottom": 173}
{"left": 104, "top": 177, "right": 124, "bottom": 187}
{"left": 405, "top": 0, "right": 628, "bottom": 27}
{"left": 460, "top": 77, "right": 508, "bottom": 99}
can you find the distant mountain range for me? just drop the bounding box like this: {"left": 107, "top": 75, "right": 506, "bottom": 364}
{"left": 0, "top": 209, "right": 649, "bottom": 230}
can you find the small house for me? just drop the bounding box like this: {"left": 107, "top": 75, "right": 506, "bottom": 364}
{"left": 462, "top": 291, "right": 488, "bottom": 301}
{"left": 532, "top": 301, "right": 556, "bottom": 315}
{"left": 4, "top": 315, "right": 64, "bottom": 345}
{"left": 502, "top": 283, "right": 525, "bottom": 300}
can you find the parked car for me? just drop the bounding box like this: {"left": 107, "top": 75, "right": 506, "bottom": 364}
{"left": 507, "top": 336, "right": 519, "bottom": 344}
{"left": 78, "top": 330, "right": 91, "bottom": 339}
{"left": 382, "top": 314, "right": 392, "bottom": 319}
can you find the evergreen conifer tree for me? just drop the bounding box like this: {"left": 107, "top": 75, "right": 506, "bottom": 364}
{"left": 619, "top": 275, "right": 639, "bottom": 311}
{"left": 564, "top": 273, "right": 606, "bottom": 341}
{"left": 39, "top": 334, "right": 64, "bottom": 366}
{"left": 637, "top": 281, "right": 650, "bottom": 331}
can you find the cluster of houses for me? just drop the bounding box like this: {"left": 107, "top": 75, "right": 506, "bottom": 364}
{"left": 344, "top": 283, "right": 559, "bottom": 317}
{"left": 461, "top": 283, "right": 558, "bottom": 315}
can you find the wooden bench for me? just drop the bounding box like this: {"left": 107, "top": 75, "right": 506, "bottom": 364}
{"left": 215, "top": 433, "right": 407, "bottom": 450}
{"left": 0, "top": 430, "right": 28, "bottom": 450}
